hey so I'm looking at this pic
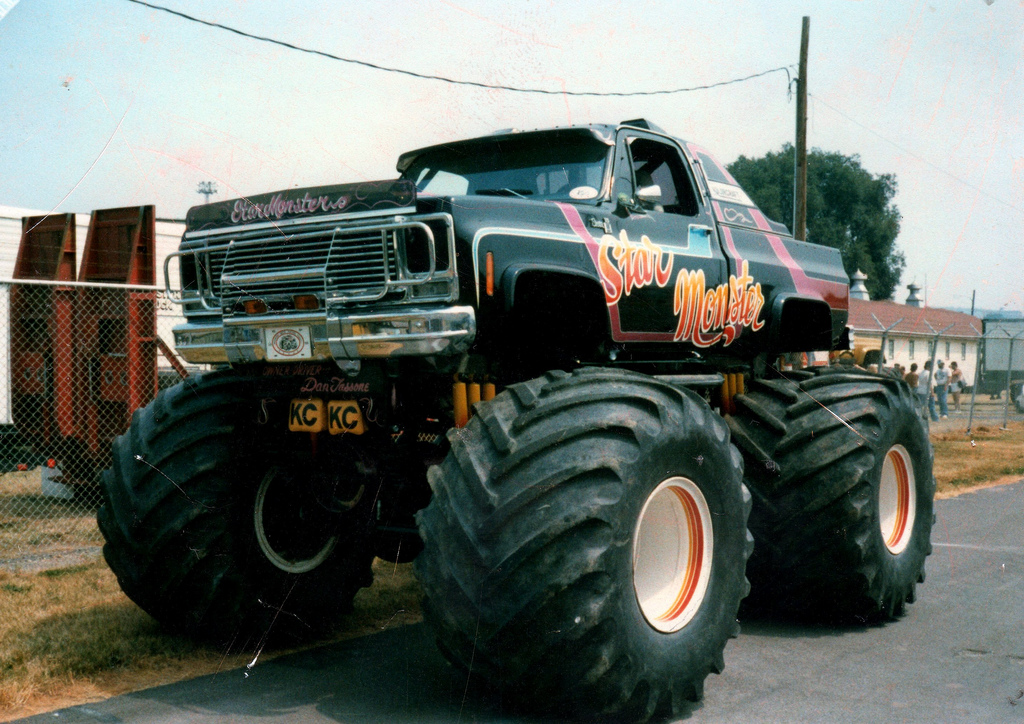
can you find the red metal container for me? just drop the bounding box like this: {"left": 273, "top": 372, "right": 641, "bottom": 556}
{"left": 10, "top": 213, "right": 77, "bottom": 448}
{"left": 73, "top": 206, "right": 157, "bottom": 468}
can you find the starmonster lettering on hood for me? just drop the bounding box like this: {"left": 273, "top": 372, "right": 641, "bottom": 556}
{"left": 593, "top": 228, "right": 764, "bottom": 348}
{"left": 185, "top": 180, "right": 417, "bottom": 232}
{"left": 231, "top": 192, "right": 350, "bottom": 224}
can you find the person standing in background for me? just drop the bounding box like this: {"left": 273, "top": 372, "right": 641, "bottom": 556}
{"left": 905, "top": 363, "right": 919, "bottom": 391}
{"left": 920, "top": 361, "right": 937, "bottom": 421}
{"left": 949, "top": 361, "right": 964, "bottom": 412}
{"left": 934, "top": 360, "right": 950, "bottom": 419}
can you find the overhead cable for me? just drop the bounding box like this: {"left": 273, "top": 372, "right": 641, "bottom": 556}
{"left": 125, "top": 0, "right": 792, "bottom": 97}
{"left": 810, "top": 93, "right": 1022, "bottom": 215}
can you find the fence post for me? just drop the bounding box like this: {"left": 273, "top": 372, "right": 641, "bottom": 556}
{"left": 1001, "top": 331, "right": 1024, "bottom": 431}
{"left": 967, "top": 335, "right": 982, "bottom": 435}
{"left": 871, "top": 313, "right": 903, "bottom": 366}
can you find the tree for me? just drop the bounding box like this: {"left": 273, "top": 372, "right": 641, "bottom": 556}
{"left": 728, "top": 145, "right": 904, "bottom": 301}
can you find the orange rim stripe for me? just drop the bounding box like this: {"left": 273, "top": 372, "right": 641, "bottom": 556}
{"left": 886, "top": 451, "right": 910, "bottom": 548}
{"left": 658, "top": 486, "right": 704, "bottom": 622}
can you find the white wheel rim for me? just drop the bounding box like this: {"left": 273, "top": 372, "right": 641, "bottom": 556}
{"left": 254, "top": 467, "right": 338, "bottom": 574}
{"left": 632, "top": 477, "right": 713, "bottom": 633}
{"left": 879, "top": 445, "right": 916, "bottom": 555}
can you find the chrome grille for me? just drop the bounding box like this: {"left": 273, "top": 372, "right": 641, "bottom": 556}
{"left": 215, "top": 228, "right": 400, "bottom": 303}
{"left": 172, "top": 213, "right": 455, "bottom": 311}
{"left": 191, "top": 248, "right": 227, "bottom": 296}
{"left": 326, "top": 230, "right": 397, "bottom": 300}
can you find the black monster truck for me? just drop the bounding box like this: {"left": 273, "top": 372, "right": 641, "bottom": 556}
{"left": 98, "top": 120, "right": 934, "bottom": 722}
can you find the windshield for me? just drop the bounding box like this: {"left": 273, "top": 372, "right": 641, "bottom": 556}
{"left": 402, "top": 132, "right": 611, "bottom": 202}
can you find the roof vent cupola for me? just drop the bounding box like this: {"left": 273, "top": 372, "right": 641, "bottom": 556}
{"left": 850, "top": 270, "right": 870, "bottom": 301}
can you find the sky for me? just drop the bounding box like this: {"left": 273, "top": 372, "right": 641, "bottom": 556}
{"left": 0, "top": 0, "right": 1021, "bottom": 313}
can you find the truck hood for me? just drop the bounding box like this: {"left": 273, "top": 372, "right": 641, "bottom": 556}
{"left": 184, "top": 179, "right": 416, "bottom": 233}
{"left": 416, "top": 193, "right": 599, "bottom": 240}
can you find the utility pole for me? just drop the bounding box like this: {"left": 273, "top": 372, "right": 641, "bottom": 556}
{"left": 794, "top": 16, "right": 810, "bottom": 241}
{"left": 197, "top": 181, "right": 218, "bottom": 204}
{"left": 970, "top": 289, "right": 976, "bottom": 317}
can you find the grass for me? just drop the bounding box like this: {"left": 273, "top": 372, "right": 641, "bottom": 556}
{"left": 0, "top": 470, "right": 102, "bottom": 557}
{"left": 0, "top": 558, "right": 421, "bottom": 721}
{"left": 932, "top": 421, "right": 1024, "bottom": 496}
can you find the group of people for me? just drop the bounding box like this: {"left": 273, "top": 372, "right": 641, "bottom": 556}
{"left": 901, "top": 359, "right": 964, "bottom": 421}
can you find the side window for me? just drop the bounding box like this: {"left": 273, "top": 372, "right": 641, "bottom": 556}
{"left": 627, "top": 137, "right": 699, "bottom": 216}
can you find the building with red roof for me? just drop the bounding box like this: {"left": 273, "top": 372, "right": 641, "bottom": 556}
{"left": 847, "top": 271, "right": 981, "bottom": 385}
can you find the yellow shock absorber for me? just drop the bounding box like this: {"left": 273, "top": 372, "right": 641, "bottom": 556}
{"left": 728, "top": 373, "right": 740, "bottom": 414}
{"left": 482, "top": 381, "right": 496, "bottom": 401}
{"left": 720, "top": 378, "right": 732, "bottom": 415}
{"left": 453, "top": 377, "right": 469, "bottom": 428}
{"left": 735, "top": 372, "right": 745, "bottom": 398}
{"left": 467, "top": 382, "right": 481, "bottom": 409}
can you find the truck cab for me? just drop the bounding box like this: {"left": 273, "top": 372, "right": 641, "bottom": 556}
{"left": 168, "top": 120, "right": 848, "bottom": 380}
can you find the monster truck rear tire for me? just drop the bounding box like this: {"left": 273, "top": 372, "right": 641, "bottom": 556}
{"left": 97, "top": 372, "right": 375, "bottom": 642}
{"left": 415, "top": 368, "right": 752, "bottom": 722}
{"left": 727, "top": 369, "right": 934, "bottom": 622}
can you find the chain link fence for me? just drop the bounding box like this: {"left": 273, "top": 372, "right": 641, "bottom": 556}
{"left": 0, "top": 280, "right": 198, "bottom": 571}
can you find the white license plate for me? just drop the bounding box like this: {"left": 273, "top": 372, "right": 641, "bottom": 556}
{"left": 265, "top": 326, "right": 312, "bottom": 360}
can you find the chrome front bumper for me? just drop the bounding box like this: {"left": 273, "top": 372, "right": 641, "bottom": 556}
{"left": 173, "top": 306, "right": 477, "bottom": 365}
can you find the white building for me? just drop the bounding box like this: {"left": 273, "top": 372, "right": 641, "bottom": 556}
{"left": 849, "top": 274, "right": 981, "bottom": 385}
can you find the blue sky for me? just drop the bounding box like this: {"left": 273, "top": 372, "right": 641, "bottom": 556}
{"left": 0, "top": 0, "right": 1021, "bottom": 313}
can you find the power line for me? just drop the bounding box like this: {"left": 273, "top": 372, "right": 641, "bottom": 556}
{"left": 125, "top": 0, "right": 792, "bottom": 97}
{"left": 809, "top": 92, "right": 1023, "bottom": 215}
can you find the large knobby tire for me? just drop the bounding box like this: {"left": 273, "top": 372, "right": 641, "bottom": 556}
{"left": 415, "top": 368, "right": 752, "bottom": 722}
{"left": 97, "top": 372, "right": 375, "bottom": 644}
{"left": 727, "top": 369, "right": 935, "bottom": 622}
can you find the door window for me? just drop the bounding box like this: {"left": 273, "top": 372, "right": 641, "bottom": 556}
{"left": 627, "top": 137, "right": 699, "bottom": 216}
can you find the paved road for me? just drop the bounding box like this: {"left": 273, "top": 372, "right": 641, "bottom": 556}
{"left": 21, "top": 482, "right": 1024, "bottom": 724}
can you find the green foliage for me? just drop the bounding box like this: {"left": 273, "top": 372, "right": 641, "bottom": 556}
{"left": 728, "top": 144, "right": 905, "bottom": 301}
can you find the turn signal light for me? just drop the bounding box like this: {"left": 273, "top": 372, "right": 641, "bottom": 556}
{"left": 294, "top": 295, "right": 319, "bottom": 310}
{"left": 243, "top": 299, "right": 268, "bottom": 315}
{"left": 486, "top": 252, "right": 494, "bottom": 297}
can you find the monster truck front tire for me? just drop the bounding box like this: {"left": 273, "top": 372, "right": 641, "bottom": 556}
{"left": 728, "top": 369, "right": 934, "bottom": 622}
{"left": 415, "top": 368, "right": 752, "bottom": 722}
{"left": 97, "top": 372, "right": 375, "bottom": 642}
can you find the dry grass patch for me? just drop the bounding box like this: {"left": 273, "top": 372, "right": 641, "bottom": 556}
{"left": 0, "top": 470, "right": 102, "bottom": 556}
{"left": 0, "top": 557, "right": 421, "bottom": 721}
{"left": 932, "top": 421, "right": 1024, "bottom": 497}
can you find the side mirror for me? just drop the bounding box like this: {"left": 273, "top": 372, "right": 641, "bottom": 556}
{"left": 615, "top": 192, "right": 639, "bottom": 215}
{"left": 615, "top": 185, "right": 662, "bottom": 216}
